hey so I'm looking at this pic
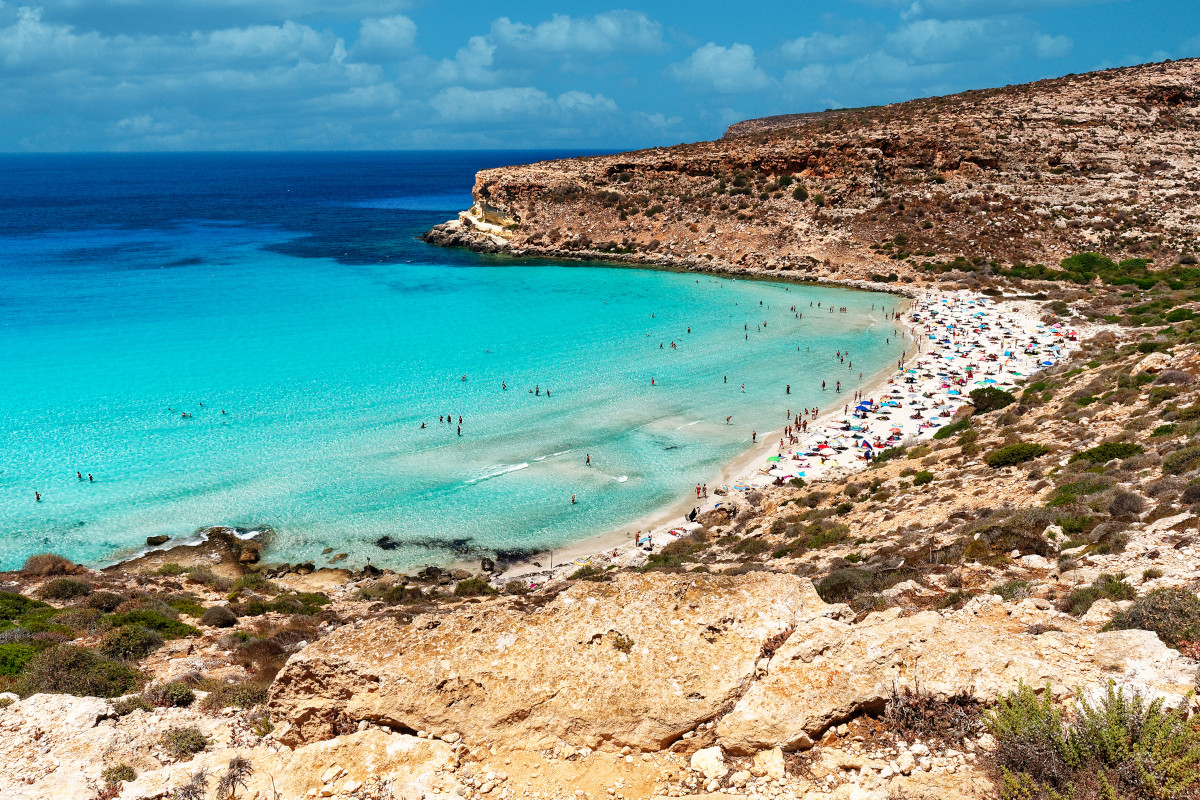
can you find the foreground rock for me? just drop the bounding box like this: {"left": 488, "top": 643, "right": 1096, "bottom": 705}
{"left": 718, "top": 599, "right": 1199, "bottom": 754}
{"left": 270, "top": 572, "right": 830, "bottom": 751}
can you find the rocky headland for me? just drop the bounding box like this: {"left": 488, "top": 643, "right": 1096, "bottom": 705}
{"left": 5, "top": 59, "right": 1200, "bottom": 800}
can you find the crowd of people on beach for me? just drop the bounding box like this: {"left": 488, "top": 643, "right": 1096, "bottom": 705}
{"left": 503, "top": 291, "right": 1079, "bottom": 584}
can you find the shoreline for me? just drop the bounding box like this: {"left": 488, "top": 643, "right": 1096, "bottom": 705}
{"left": 491, "top": 295, "right": 922, "bottom": 585}
{"left": 491, "top": 286, "right": 1078, "bottom": 588}
{"left": 91, "top": 262, "right": 915, "bottom": 581}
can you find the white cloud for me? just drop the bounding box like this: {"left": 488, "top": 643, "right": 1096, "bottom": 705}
{"left": 350, "top": 14, "right": 416, "bottom": 63}
{"left": 1034, "top": 33, "right": 1072, "bottom": 59}
{"left": 886, "top": 18, "right": 997, "bottom": 62}
{"left": 429, "top": 86, "right": 618, "bottom": 124}
{"left": 781, "top": 32, "right": 865, "bottom": 62}
{"left": 432, "top": 35, "right": 497, "bottom": 84}
{"left": 669, "top": 43, "right": 771, "bottom": 93}
{"left": 489, "top": 11, "right": 664, "bottom": 55}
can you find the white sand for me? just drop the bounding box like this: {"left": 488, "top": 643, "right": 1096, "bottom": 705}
{"left": 496, "top": 290, "right": 1082, "bottom": 586}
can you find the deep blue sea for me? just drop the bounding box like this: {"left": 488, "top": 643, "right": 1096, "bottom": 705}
{"left": 0, "top": 152, "right": 905, "bottom": 570}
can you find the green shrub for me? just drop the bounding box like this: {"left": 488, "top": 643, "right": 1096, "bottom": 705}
{"left": 200, "top": 680, "right": 270, "bottom": 710}
{"left": 873, "top": 446, "right": 906, "bottom": 464}
{"left": 1142, "top": 568, "right": 1164, "bottom": 581}
{"left": 155, "top": 563, "right": 184, "bottom": 576}
{"left": 149, "top": 681, "right": 196, "bottom": 708}
{"left": 816, "top": 568, "right": 874, "bottom": 604}
{"left": 989, "top": 681, "right": 1200, "bottom": 800}
{"left": 105, "top": 609, "right": 198, "bottom": 639}
{"left": 1105, "top": 588, "right": 1200, "bottom": 647}
{"left": 453, "top": 577, "right": 498, "bottom": 597}
{"left": 13, "top": 644, "right": 143, "bottom": 698}
{"left": 1069, "top": 442, "right": 1145, "bottom": 464}
{"left": 161, "top": 725, "right": 210, "bottom": 761}
{"left": 0, "top": 643, "right": 36, "bottom": 676}
{"left": 0, "top": 591, "right": 49, "bottom": 622}
{"left": 86, "top": 591, "right": 126, "bottom": 612}
{"left": 792, "top": 186, "right": 808, "bottom": 201}
{"left": 102, "top": 764, "right": 137, "bottom": 787}
{"left": 112, "top": 694, "right": 154, "bottom": 715}
{"left": 912, "top": 471, "right": 934, "bottom": 486}
{"left": 1149, "top": 386, "right": 1181, "bottom": 407}
{"left": 164, "top": 594, "right": 205, "bottom": 617}
{"left": 732, "top": 537, "right": 771, "bottom": 556}
{"left": 990, "top": 580, "right": 1030, "bottom": 601}
{"left": 200, "top": 605, "right": 238, "bottom": 627}
{"left": 970, "top": 387, "right": 1017, "bottom": 413}
{"left": 933, "top": 419, "right": 971, "bottom": 440}
{"left": 36, "top": 578, "right": 92, "bottom": 600}
{"left": 567, "top": 564, "right": 607, "bottom": 581}
{"left": 1059, "top": 573, "right": 1136, "bottom": 616}
{"left": 99, "top": 625, "right": 164, "bottom": 660}
{"left": 1162, "top": 446, "right": 1200, "bottom": 475}
{"left": 986, "top": 443, "right": 1050, "bottom": 468}
{"left": 1152, "top": 424, "right": 1178, "bottom": 437}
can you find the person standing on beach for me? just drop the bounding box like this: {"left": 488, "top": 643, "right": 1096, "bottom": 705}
{"left": 571, "top": 494, "right": 576, "bottom": 504}
{"left": 586, "top": 454, "right": 590, "bottom": 465}
{"left": 702, "top": 484, "right": 707, "bottom": 498}
{"left": 752, "top": 431, "right": 757, "bottom": 442}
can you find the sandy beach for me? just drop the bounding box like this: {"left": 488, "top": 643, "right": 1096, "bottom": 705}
{"left": 496, "top": 288, "right": 1081, "bottom": 586}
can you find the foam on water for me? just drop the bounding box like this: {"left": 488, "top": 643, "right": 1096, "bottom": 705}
{"left": 0, "top": 151, "right": 908, "bottom": 570}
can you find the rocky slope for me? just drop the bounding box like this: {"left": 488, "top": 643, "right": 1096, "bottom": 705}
{"left": 426, "top": 59, "right": 1200, "bottom": 287}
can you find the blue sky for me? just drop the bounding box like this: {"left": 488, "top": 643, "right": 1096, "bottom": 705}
{"left": 0, "top": 0, "right": 1192, "bottom": 151}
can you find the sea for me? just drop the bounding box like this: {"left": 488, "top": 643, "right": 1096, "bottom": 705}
{"left": 0, "top": 151, "right": 907, "bottom": 571}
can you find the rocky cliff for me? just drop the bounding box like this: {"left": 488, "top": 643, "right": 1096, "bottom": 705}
{"left": 426, "top": 59, "right": 1200, "bottom": 286}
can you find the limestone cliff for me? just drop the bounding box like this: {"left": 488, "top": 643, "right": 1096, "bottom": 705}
{"left": 426, "top": 59, "right": 1200, "bottom": 285}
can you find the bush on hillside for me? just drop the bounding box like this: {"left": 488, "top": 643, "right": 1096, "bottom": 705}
{"left": 200, "top": 605, "right": 237, "bottom": 628}
{"left": 933, "top": 418, "right": 971, "bottom": 440}
{"left": 0, "top": 643, "right": 37, "bottom": 676}
{"left": 99, "top": 625, "right": 164, "bottom": 660}
{"left": 988, "top": 681, "right": 1200, "bottom": 800}
{"left": 1059, "top": 573, "right": 1136, "bottom": 617}
{"left": 1069, "top": 442, "right": 1145, "bottom": 464}
{"left": 1105, "top": 588, "right": 1200, "bottom": 648}
{"left": 986, "top": 443, "right": 1050, "bottom": 468}
{"left": 21, "top": 554, "right": 76, "bottom": 578}
{"left": 104, "top": 609, "right": 198, "bottom": 639}
{"left": 453, "top": 577, "right": 497, "bottom": 597}
{"left": 36, "top": 577, "right": 92, "bottom": 600}
{"left": 1162, "top": 446, "right": 1200, "bottom": 475}
{"left": 14, "top": 644, "right": 143, "bottom": 698}
{"left": 161, "top": 725, "right": 210, "bottom": 761}
{"left": 969, "top": 387, "right": 1017, "bottom": 413}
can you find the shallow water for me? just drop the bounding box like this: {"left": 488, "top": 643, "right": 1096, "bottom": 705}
{"left": 0, "top": 152, "right": 906, "bottom": 570}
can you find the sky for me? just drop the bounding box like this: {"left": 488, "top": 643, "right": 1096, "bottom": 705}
{"left": 0, "top": 0, "right": 1194, "bottom": 152}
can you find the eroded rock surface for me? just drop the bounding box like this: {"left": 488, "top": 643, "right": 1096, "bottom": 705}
{"left": 269, "top": 572, "right": 827, "bottom": 751}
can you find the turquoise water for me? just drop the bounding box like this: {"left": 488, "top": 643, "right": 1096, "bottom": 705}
{"left": 0, "top": 153, "right": 905, "bottom": 570}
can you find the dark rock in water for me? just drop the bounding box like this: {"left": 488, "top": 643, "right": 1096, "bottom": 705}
{"left": 295, "top": 562, "right": 315, "bottom": 576}
{"left": 322, "top": 547, "right": 333, "bottom": 555}
{"left": 146, "top": 535, "right": 170, "bottom": 546}
{"left": 452, "top": 569, "right": 472, "bottom": 580}
{"left": 238, "top": 543, "right": 261, "bottom": 564}
{"left": 417, "top": 565, "right": 442, "bottom": 581}
{"left": 376, "top": 536, "right": 400, "bottom": 551}
{"left": 330, "top": 553, "right": 348, "bottom": 563}
{"left": 481, "top": 557, "right": 496, "bottom": 573}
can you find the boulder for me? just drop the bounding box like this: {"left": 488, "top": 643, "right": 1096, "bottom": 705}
{"left": 146, "top": 535, "right": 170, "bottom": 546}
{"left": 690, "top": 746, "right": 727, "bottom": 780}
{"left": 715, "top": 606, "right": 1199, "bottom": 755}
{"left": 269, "top": 572, "right": 826, "bottom": 752}
{"left": 751, "top": 747, "right": 785, "bottom": 779}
